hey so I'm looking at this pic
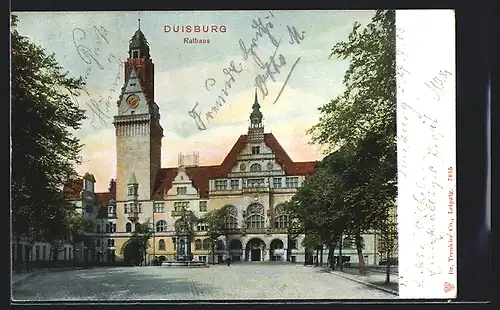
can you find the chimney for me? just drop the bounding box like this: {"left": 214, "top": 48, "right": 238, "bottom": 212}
{"left": 109, "top": 179, "right": 117, "bottom": 200}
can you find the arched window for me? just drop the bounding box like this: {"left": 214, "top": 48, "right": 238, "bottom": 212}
{"left": 125, "top": 222, "right": 132, "bottom": 232}
{"left": 274, "top": 214, "right": 288, "bottom": 228}
{"left": 158, "top": 239, "right": 166, "bottom": 250}
{"left": 250, "top": 163, "right": 262, "bottom": 172}
{"left": 202, "top": 239, "right": 210, "bottom": 250}
{"left": 156, "top": 220, "right": 167, "bottom": 232}
{"left": 195, "top": 239, "right": 202, "bottom": 250}
{"left": 226, "top": 216, "right": 238, "bottom": 229}
{"left": 246, "top": 214, "right": 265, "bottom": 229}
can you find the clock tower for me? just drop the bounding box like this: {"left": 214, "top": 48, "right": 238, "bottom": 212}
{"left": 114, "top": 24, "right": 163, "bottom": 204}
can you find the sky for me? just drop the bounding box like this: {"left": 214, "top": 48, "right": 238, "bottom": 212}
{"left": 14, "top": 10, "right": 376, "bottom": 192}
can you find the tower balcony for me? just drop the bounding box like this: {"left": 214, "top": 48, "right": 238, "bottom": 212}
{"left": 127, "top": 210, "right": 140, "bottom": 222}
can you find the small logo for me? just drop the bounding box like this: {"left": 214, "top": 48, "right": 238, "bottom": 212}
{"left": 444, "top": 282, "right": 454, "bottom": 293}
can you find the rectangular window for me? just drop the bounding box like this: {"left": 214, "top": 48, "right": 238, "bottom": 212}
{"left": 177, "top": 187, "right": 187, "bottom": 195}
{"left": 182, "top": 201, "right": 189, "bottom": 208}
{"left": 273, "top": 178, "right": 282, "bottom": 188}
{"left": 128, "top": 187, "right": 133, "bottom": 195}
{"left": 111, "top": 223, "right": 116, "bottom": 233}
{"left": 285, "top": 177, "right": 299, "bottom": 188}
{"left": 215, "top": 180, "right": 227, "bottom": 190}
{"left": 124, "top": 204, "right": 128, "bottom": 214}
{"left": 154, "top": 202, "right": 165, "bottom": 213}
{"left": 230, "top": 179, "right": 239, "bottom": 189}
{"left": 251, "top": 146, "right": 260, "bottom": 155}
{"left": 69, "top": 248, "right": 72, "bottom": 260}
{"left": 199, "top": 201, "right": 208, "bottom": 212}
{"left": 174, "top": 202, "right": 182, "bottom": 211}
{"left": 197, "top": 222, "right": 208, "bottom": 232}
{"left": 247, "top": 178, "right": 265, "bottom": 188}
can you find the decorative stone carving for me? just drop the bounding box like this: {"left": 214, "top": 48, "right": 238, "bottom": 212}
{"left": 240, "top": 163, "right": 246, "bottom": 171}
{"left": 267, "top": 161, "right": 273, "bottom": 170}
{"left": 227, "top": 205, "right": 237, "bottom": 217}
{"left": 275, "top": 204, "right": 286, "bottom": 215}
{"left": 247, "top": 203, "right": 264, "bottom": 215}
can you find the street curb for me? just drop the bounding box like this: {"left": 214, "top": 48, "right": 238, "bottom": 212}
{"left": 330, "top": 271, "right": 399, "bottom": 296}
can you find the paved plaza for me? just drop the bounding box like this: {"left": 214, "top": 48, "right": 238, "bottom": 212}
{"left": 12, "top": 264, "right": 397, "bottom": 301}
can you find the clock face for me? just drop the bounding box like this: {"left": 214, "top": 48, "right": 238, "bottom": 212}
{"left": 126, "top": 94, "right": 140, "bottom": 109}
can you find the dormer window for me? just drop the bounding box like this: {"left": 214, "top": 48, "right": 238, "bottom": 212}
{"left": 132, "top": 50, "right": 139, "bottom": 58}
{"left": 251, "top": 146, "right": 260, "bottom": 155}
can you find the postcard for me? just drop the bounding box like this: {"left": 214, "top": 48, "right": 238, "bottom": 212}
{"left": 10, "top": 9, "right": 456, "bottom": 301}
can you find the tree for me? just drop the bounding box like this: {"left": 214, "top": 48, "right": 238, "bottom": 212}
{"left": 129, "top": 221, "right": 154, "bottom": 266}
{"left": 202, "top": 205, "right": 231, "bottom": 264}
{"left": 308, "top": 10, "right": 396, "bottom": 151}
{"left": 307, "top": 10, "right": 397, "bottom": 276}
{"left": 11, "top": 13, "right": 87, "bottom": 259}
{"left": 286, "top": 163, "right": 348, "bottom": 268}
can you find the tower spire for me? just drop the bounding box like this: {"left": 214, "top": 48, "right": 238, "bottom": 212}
{"left": 249, "top": 89, "right": 263, "bottom": 127}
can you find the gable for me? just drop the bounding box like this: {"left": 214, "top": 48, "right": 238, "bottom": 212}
{"left": 152, "top": 133, "right": 320, "bottom": 199}
{"left": 117, "top": 69, "right": 149, "bottom": 115}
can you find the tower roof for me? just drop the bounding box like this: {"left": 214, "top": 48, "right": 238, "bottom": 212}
{"left": 128, "top": 172, "right": 138, "bottom": 185}
{"left": 128, "top": 20, "right": 150, "bottom": 58}
{"left": 249, "top": 89, "right": 263, "bottom": 125}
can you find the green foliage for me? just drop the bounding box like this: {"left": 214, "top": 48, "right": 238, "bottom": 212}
{"left": 174, "top": 206, "right": 198, "bottom": 237}
{"left": 11, "top": 14, "right": 87, "bottom": 244}
{"left": 130, "top": 222, "right": 154, "bottom": 253}
{"left": 288, "top": 11, "right": 397, "bottom": 271}
{"left": 308, "top": 10, "right": 396, "bottom": 151}
{"left": 202, "top": 205, "right": 231, "bottom": 244}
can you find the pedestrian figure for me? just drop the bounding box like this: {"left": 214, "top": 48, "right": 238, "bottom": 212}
{"left": 227, "top": 256, "right": 232, "bottom": 266}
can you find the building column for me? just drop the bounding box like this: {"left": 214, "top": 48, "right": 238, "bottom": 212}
{"left": 263, "top": 248, "right": 269, "bottom": 261}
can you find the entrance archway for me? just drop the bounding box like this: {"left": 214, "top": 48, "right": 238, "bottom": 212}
{"left": 270, "top": 239, "right": 285, "bottom": 261}
{"left": 245, "top": 238, "right": 266, "bottom": 262}
{"left": 123, "top": 240, "right": 143, "bottom": 266}
{"left": 229, "top": 239, "right": 243, "bottom": 262}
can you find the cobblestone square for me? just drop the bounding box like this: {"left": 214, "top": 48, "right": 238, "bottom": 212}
{"left": 12, "top": 264, "right": 397, "bottom": 301}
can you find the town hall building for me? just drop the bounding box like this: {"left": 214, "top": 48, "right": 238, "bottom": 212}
{"left": 62, "top": 26, "right": 381, "bottom": 266}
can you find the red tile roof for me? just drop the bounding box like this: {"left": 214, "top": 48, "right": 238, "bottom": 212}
{"left": 63, "top": 178, "right": 116, "bottom": 209}
{"left": 152, "top": 133, "right": 319, "bottom": 199}
{"left": 96, "top": 192, "right": 111, "bottom": 207}
{"left": 63, "top": 178, "right": 83, "bottom": 199}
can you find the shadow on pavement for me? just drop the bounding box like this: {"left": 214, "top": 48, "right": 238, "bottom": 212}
{"left": 12, "top": 267, "right": 215, "bottom": 301}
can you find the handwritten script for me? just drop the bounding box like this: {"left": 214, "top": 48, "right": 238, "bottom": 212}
{"left": 189, "top": 11, "right": 306, "bottom": 130}
{"left": 396, "top": 10, "right": 456, "bottom": 299}
{"left": 69, "top": 26, "right": 122, "bottom": 129}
